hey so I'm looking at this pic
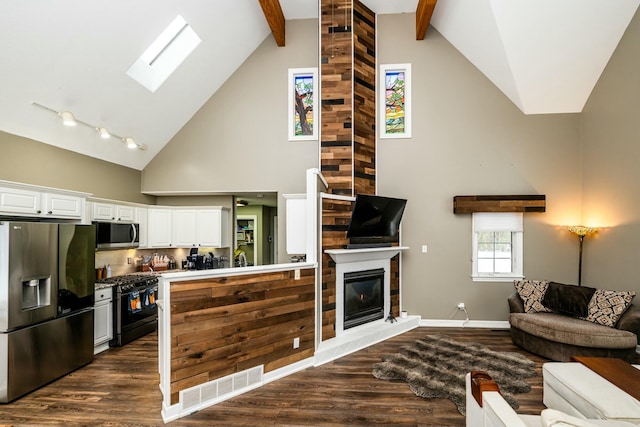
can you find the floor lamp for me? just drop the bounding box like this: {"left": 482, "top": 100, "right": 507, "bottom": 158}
{"left": 568, "top": 226, "right": 599, "bottom": 286}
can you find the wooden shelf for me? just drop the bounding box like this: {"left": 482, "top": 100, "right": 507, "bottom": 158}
{"left": 453, "top": 195, "right": 545, "bottom": 214}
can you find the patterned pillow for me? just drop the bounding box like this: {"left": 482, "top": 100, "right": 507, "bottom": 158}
{"left": 584, "top": 289, "right": 636, "bottom": 327}
{"left": 514, "top": 280, "right": 551, "bottom": 313}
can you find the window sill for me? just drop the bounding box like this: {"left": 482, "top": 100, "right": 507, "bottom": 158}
{"left": 472, "top": 275, "right": 523, "bottom": 283}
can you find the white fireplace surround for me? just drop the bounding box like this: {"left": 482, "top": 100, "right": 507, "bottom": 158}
{"left": 314, "top": 246, "right": 415, "bottom": 365}
{"left": 325, "top": 247, "right": 409, "bottom": 335}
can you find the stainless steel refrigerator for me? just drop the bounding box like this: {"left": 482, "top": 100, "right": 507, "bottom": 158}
{"left": 0, "top": 221, "right": 95, "bottom": 402}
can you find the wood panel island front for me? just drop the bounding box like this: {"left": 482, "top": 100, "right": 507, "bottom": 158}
{"left": 157, "top": 263, "right": 316, "bottom": 422}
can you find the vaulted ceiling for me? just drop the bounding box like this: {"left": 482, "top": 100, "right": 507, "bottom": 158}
{"left": 0, "top": 1, "right": 637, "bottom": 171}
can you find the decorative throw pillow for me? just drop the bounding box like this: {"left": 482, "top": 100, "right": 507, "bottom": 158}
{"left": 514, "top": 280, "right": 551, "bottom": 313}
{"left": 542, "top": 282, "right": 596, "bottom": 318}
{"left": 584, "top": 289, "right": 636, "bottom": 327}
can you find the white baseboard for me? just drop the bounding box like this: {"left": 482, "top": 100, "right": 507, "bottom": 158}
{"left": 419, "top": 318, "right": 510, "bottom": 329}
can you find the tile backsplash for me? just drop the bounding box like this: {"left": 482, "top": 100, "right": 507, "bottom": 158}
{"left": 95, "top": 247, "right": 231, "bottom": 277}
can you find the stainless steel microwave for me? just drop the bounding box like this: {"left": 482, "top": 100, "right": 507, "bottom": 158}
{"left": 93, "top": 221, "right": 139, "bottom": 250}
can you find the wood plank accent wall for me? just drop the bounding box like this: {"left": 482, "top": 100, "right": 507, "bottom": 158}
{"left": 321, "top": 0, "right": 354, "bottom": 196}
{"left": 353, "top": 1, "right": 377, "bottom": 196}
{"left": 320, "top": 0, "right": 377, "bottom": 196}
{"left": 390, "top": 254, "right": 400, "bottom": 316}
{"left": 320, "top": 197, "right": 353, "bottom": 341}
{"left": 168, "top": 268, "right": 315, "bottom": 404}
{"left": 453, "top": 195, "right": 546, "bottom": 213}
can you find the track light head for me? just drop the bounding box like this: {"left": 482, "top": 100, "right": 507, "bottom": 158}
{"left": 124, "top": 137, "right": 137, "bottom": 149}
{"left": 97, "top": 127, "right": 110, "bottom": 139}
{"left": 60, "top": 111, "right": 76, "bottom": 126}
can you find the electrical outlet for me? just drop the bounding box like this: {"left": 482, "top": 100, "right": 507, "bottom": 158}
{"left": 457, "top": 302, "right": 465, "bottom": 310}
{"left": 293, "top": 337, "right": 300, "bottom": 349}
{"left": 294, "top": 269, "right": 300, "bottom": 280}
{"left": 421, "top": 245, "right": 428, "bottom": 253}
{"left": 127, "top": 257, "right": 132, "bottom": 264}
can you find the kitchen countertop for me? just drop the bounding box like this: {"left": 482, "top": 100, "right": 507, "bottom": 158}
{"left": 95, "top": 263, "right": 315, "bottom": 290}
{"left": 156, "top": 262, "right": 316, "bottom": 282}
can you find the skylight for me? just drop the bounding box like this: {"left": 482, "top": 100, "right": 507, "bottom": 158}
{"left": 127, "top": 15, "right": 201, "bottom": 93}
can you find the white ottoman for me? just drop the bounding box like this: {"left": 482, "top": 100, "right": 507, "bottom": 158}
{"left": 543, "top": 362, "right": 640, "bottom": 425}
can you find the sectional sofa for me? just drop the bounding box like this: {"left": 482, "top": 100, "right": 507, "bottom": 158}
{"left": 508, "top": 280, "right": 639, "bottom": 363}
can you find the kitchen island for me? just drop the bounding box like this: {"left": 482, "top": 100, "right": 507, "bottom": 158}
{"left": 157, "top": 262, "right": 316, "bottom": 422}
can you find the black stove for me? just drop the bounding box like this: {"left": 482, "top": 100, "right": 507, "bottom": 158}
{"left": 97, "top": 274, "right": 159, "bottom": 347}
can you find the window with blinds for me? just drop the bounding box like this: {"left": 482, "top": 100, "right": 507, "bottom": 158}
{"left": 471, "top": 212, "right": 523, "bottom": 282}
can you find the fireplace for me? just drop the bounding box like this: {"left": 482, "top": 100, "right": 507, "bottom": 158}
{"left": 343, "top": 268, "right": 385, "bottom": 330}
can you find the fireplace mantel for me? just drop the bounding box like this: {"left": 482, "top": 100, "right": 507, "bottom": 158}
{"left": 325, "top": 246, "right": 409, "bottom": 263}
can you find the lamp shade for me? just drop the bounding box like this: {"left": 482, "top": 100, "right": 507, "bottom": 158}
{"left": 60, "top": 111, "right": 76, "bottom": 126}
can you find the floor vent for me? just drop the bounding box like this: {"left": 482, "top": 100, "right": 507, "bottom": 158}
{"left": 180, "top": 365, "right": 264, "bottom": 411}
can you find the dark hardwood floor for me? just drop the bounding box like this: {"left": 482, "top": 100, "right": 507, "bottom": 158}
{"left": 0, "top": 328, "right": 553, "bottom": 426}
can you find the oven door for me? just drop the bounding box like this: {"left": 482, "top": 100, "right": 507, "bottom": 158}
{"left": 111, "top": 285, "right": 157, "bottom": 347}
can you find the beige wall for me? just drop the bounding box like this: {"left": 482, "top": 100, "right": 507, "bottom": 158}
{"left": 580, "top": 7, "right": 640, "bottom": 293}
{"left": 155, "top": 195, "right": 233, "bottom": 209}
{"left": 0, "top": 131, "right": 154, "bottom": 204}
{"left": 376, "top": 14, "right": 583, "bottom": 320}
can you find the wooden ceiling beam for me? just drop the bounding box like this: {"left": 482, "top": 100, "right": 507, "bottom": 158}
{"left": 416, "top": 0, "right": 438, "bottom": 40}
{"left": 258, "top": 0, "right": 286, "bottom": 47}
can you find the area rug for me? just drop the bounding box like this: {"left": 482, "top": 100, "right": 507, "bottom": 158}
{"left": 372, "top": 334, "right": 536, "bottom": 415}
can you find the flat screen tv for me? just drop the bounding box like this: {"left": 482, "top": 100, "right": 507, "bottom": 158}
{"left": 346, "top": 194, "right": 407, "bottom": 248}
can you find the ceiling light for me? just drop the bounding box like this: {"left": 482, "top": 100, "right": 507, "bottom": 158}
{"left": 236, "top": 200, "right": 248, "bottom": 207}
{"left": 60, "top": 111, "right": 76, "bottom": 126}
{"left": 124, "top": 137, "right": 138, "bottom": 149}
{"left": 97, "top": 127, "right": 110, "bottom": 139}
{"left": 32, "top": 102, "right": 145, "bottom": 151}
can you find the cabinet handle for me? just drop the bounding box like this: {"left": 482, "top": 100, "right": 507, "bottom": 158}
{"left": 48, "top": 211, "right": 52, "bottom": 215}
{"left": 37, "top": 210, "right": 42, "bottom": 214}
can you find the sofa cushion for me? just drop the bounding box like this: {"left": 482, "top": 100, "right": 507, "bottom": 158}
{"left": 514, "top": 280, "right": 551, "bottom": 313}
{"left": 510, "top": 312, "right": 638, "bottom": 349}
{"left": 584, "top": 290, "right": 636, "bottom": 327}
{"left": 543, "top": 282, "right": 596, "bottom": 318}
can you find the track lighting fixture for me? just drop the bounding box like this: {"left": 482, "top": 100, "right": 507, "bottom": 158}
{"left": 32, "top": 102, "right": 146, "bottom": 151}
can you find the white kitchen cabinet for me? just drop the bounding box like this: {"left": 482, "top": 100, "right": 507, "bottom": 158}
{"left": 148, "top": 208, "right": 173, "bottom": 247}
{"left": 0, "top": 182, "right": 86, "bottom": 220}
{"left": 94, "top": 287, "right": 113, "bottom": 354}
{"left": 92, "top": 202, "right": 115, "bottom": 220}
{"left": 197, "top": 208, "right": 228, "bottom": 247}
{"left": 284, "top": 194, "right": 307, "bottom": 255}
{"left": 172, "top": 209, "right": 197, "bottom": 247}
{"left": 42, "top": 192, "right": 84, "bottom": 219}
{"left": 91, "top": 202, "right": 136, "bottom": 222}
{"left": 171, "top": 208, "right": 229, "bottom": 248}
{"left": 0, "top": 186, "right": 41, "bottom": 216}
{"left": 136, "top": 207, "right": 148, "bottom": 248}
{"left": 115, "top": 205, "right": 136, "bottom": 222}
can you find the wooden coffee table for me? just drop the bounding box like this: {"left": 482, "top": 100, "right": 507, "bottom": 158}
{"left": 570, "top": 356, "right": 640, "bottom": 401}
